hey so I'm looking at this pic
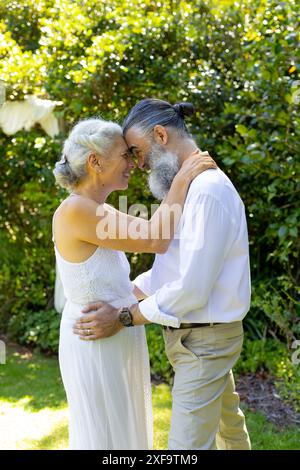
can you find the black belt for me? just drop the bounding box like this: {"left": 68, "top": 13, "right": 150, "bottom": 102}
{"left": 163, "top": 322, "right": 223, "bottom": 330}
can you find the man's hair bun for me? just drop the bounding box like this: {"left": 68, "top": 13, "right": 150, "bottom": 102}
{"left": 173, "top": 102, "right": 195, "bottom": 118}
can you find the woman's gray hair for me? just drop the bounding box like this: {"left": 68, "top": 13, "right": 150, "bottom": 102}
{"left": 122, "top": 98, "right": 195, "bottom": 137}
{"left": 53, "top": 118, "right": 122, "bottom": 191}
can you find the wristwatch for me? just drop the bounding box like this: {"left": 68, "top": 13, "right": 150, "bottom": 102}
{"left": 118, "top": 307, "right": 134, "bottom": 327}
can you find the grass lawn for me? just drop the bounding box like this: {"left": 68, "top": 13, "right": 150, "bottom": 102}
{"left": 0, "top": 345, "right": 299, "bottom": 450}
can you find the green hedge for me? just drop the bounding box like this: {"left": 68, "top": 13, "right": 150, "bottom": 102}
{"left": 8, "top": 308, "right": 60, "bottom": 354}
{"left": 0, "top": 0, "right": 299, "bottom": 359}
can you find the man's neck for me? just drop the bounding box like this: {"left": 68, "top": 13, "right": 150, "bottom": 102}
{"left": 176, "top": 138, "right": 199, "bottom": 167}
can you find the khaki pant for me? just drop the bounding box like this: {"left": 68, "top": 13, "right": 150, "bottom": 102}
{"left": 163, "top": 321, "right": 251, "bottom": 450}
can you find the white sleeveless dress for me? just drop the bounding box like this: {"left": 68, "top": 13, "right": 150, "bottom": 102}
{"left": 54, "top": 243, "right": 153, "bottom": 450}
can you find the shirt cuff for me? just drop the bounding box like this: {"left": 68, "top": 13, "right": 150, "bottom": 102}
{"left": 133, "top": 271, "right": 153, "bottom": 297}
{"left": 139, "top": 294, "right": 180, "bottom": 328}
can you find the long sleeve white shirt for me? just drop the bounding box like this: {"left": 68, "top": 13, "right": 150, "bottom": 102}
{"left": 133, "top": 168, "right": 251, "bottom": 327}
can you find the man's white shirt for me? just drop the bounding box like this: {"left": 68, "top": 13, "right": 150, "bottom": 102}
{"left": 134, "top": 168, "right": 251, "bottom": 327}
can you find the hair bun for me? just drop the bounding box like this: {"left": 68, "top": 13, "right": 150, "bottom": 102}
{"left": 173, "top": 102, "right": 195, "bottom": 118}
{"left": 53, "top": 158, "right": 80, "bottom": 191}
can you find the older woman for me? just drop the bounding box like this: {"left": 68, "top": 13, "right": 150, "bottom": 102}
{"left": 52, "top": 117, "right": 216, "bottom": 450}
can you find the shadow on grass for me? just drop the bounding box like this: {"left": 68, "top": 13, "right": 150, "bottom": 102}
{"left": 0, "top": 345, "right": 66, "bottom": 411}
{"left": 23, "top": 420, "right": 69, "bottom": 450}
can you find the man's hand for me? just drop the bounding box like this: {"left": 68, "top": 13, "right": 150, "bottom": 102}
{"left": 73, "top": 301, "right": 123, "bottom": 340}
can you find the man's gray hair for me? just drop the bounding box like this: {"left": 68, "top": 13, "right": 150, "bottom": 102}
{"left": 122, "top": 98, "right": 195, "bottom": 137}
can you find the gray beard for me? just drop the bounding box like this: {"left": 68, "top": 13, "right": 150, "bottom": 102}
{"left": 147, "top": 144, "right": 180, "bottom": 200}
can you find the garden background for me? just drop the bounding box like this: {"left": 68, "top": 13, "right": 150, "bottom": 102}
{"left": 0, "top": 0, "right": 299, "bottom": 449}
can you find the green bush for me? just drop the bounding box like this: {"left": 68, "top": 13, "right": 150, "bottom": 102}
{"left": 146, "top": 324, "right": 173, "bottom": 384}
{"left": 8, "top": 308, "right": 60, "bottom": 353}
{"left": 235, "top": 337, "right": 300, "bottom": 411}
{"left": 235, "top": 337, "right": 287, "bottom": 375}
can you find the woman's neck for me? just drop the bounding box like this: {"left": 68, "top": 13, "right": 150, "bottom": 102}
{"left": 71, "top": 182, "right": 111, "bottom": 205}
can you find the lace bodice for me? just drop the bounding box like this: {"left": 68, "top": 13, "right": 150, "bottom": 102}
{"left": 54, "top": 244, "right": 137, "bottom": 308}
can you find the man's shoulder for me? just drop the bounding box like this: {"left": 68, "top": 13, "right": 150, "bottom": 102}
{"left": 188, "top": 168, "right": 232, "bottom": 197}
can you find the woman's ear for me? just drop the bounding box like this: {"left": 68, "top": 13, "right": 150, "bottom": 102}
{"left": 153, "top": 125, "right": 168, "bottom": 145}
{"left": 88, "top": 153, "right": 102, "bottom": 172}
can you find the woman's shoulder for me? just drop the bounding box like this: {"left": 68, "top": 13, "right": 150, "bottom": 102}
{"left": 54, "top": 194, "right": 102, "bottom": 222}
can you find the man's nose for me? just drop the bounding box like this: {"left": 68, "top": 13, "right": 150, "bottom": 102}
{"left": 138, "top": 155, "right": 146, "bottom": 169}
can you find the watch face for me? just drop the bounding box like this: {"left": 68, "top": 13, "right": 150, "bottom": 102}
{"left": 119, "top": 309, "right": 133, "bottom": 327}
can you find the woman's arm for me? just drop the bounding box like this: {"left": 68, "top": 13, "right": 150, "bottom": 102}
{"left": 62, "top": 151, "right": 217, "bottom": 254}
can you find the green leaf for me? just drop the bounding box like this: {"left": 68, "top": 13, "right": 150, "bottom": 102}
{"left": 236, "top": 124, "right": 248, "bottom": 136}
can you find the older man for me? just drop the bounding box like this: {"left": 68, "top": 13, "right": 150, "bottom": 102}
{"left": 74, "top": 98, "right": 251, "bottom": 450}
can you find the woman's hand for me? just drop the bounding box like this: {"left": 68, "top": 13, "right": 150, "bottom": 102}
{"left": 176, "top": 149, "right": 217, "bottom": 183}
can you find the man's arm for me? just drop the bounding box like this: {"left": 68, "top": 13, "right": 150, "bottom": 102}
{"left": 73, "top": 300, "right": 150, "bottom": 341}
{"left": 137, "top": 192, "right": 236, "bottom": 326}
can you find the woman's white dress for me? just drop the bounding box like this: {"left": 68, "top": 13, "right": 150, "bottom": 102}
{"left": 54, "top": 243, "right": 153, "bottom": 450}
